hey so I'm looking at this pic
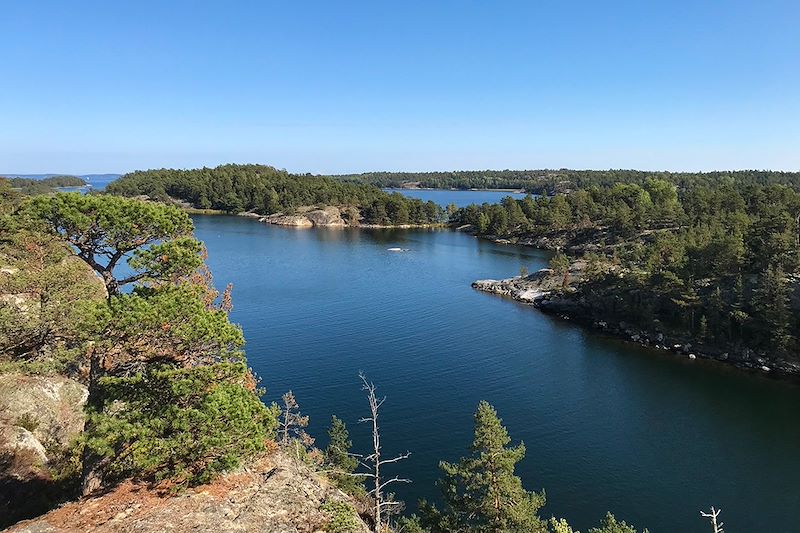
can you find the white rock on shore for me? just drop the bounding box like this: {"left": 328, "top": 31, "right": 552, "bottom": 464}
{"left": 260, "top": 206, "right": 347, "bottom": 227}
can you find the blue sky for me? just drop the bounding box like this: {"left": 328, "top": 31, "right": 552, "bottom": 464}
{"left": 2, "top": 0, "right": 799, "bottom": 174}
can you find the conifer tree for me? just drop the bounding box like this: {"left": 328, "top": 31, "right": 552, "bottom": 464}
{"left": 421, "top": 401, "right": 547, "bottom": 533}
{"left": 587, "top": 512, "right": 649, "bottom": 533}
{"left": 325, "top": 415, "right": 363, "bottom": 495}
{"left": 752, "top": 265, "right": 793, "bottom": 351}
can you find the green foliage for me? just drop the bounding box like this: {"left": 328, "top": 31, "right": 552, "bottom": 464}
{"left": 106, "top": 164, "right": 444, "bottom": 224}
{"left": 453, "top": 179, "right": 800, "bottom": 358}
{"left": 421, "top": 401, "right": 547, "bottom": 533}
{"left": 549, "top": 252, "right": 570, "bottom": 276}
{"left": 1, "top": 189, "right": 282, "bottom": 500}
{"left": 82, "top": 362, "right": 279, "bottom": 488}
{"left": 81, "top": 283, "right": 245, "bottom": 367}
{"left": 549, "top": 517, "right": 577, "bottom": 533}
{"left": 396, "top": 514, "right": 430, "bottom": 533}
{"left": 548, "top": 513, "right": 648, "bottom": 533}
{"left": 324, "top": 416, "right": 363, "bottom": 495}
{"left": 326, "top": 168, "right": 800, "bottom": 195}
{"left": 587, "top": 513, "right": 648, "bottom": 533}
{"left": 25, "top": 193, "right": 200, "bottom": 295}
{"left": 5, "top": 176, "right": 86, "bottom": 195}
{"left": 0, "top": 203, "right": 106, "bottom": 358}
{"left": 752, "top": 266, "right": 793, "bottom": 351}
{"left": 320, "top": 500, "right": 360, "bottom": 533}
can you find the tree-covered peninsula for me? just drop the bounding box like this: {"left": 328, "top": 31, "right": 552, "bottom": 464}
{"left": 106, "top": 164, "right": 443, "bottom": 226}
{"left": 456, "top": 178, "right": 800, "bottom": 373}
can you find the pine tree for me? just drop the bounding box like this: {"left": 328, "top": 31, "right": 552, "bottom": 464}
{"left": 588, "top": 512, "right": 649, "bottom": 533}
{"left": 421, "top": 401, "right": 547, "bottom": 533}
{"left": 752, "top": 266, "right": 793, "bottom": 351}
{"left": 325, "top": 416, "right": 363, "bottom": 495}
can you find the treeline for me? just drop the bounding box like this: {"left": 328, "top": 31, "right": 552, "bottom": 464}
{"left": 5, "top": 175, "right": 87, "bottom": 195}
{"left": 327, "top": 168, "right": 800, "bottom": 195}
{"left": 453, "top": 179, "right": 800, "bottom": 359}
{"left": 106, "top": 164, "right": 443, "bottom": 225}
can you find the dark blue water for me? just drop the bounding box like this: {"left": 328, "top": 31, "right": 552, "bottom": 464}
{"left": 194, "top": 215, "right": 800, "bottom": 533}
{"left": 384, "top": 188, "right": 527, "bottom": 207}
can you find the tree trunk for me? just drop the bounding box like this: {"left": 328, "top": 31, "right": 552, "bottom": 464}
{"left": 80, "top": 350, "right": 105, "bottom": 495}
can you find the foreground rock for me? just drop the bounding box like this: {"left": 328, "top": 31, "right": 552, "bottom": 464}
{"left": 0, "top": 373, "right": 88, "bottom": 528}
{"left": 259, "top": 205, "right": 440, "bottom": 229}
{"left": 0, "top": 373, "right": 88, "bottom": 449}
{"left": 8, "top": 451, "right": 371, "bottom": 533}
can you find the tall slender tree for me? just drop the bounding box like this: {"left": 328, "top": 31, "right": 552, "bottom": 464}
{"left": 421, "top": 401, "right": 547, "bottom": 533}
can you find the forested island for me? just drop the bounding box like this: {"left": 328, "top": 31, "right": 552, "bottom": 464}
{"left": 106, "top": 164, "right": 443, "bottom": 226}
{"left": 4, "top": 176, "right": 87, "bottom": 195}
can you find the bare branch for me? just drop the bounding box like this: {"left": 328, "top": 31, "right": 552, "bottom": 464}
{"left": 378, "top": 452, "right": 411, "bottom": 466}
{"left": 378, "top": 476, "right": 412, "bottom": 492}
{"left": 700, "top": 507, "right": 724, "bottom": 533}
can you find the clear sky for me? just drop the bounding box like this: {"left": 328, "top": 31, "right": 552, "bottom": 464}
{"left": 2, "top": 0, "right": 799, "bottom": 175}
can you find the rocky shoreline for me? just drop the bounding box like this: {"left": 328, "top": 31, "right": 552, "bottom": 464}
{"left": 252, "top": 205, "right": 443, "bottom": 229}
{"left": 472, "top": 269, "right": 800, "bottom": 379}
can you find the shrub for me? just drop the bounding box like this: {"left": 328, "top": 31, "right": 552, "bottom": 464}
{"left": 321, "top": 500, "right": 360, "bottom": 533}
{"left": 14, "top": 413, "right": 39, "bottom": 433}
{"left": 83, "top": 362, "right": 279, "bottom": 488}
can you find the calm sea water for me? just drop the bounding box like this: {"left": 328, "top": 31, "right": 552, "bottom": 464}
{"left": 193, "top": 214, "right": 800, "bottom": 533}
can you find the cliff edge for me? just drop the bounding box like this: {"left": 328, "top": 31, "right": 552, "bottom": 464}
{"left": 7, "top": 450, "right": 371, "bottom": 533}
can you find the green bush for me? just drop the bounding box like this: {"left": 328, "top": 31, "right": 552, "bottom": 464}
{"left": 83, "top": 362, "right": 279, "bottom": 488}
{"left": 321, "top": 500, "right": 360, "bottom": 533}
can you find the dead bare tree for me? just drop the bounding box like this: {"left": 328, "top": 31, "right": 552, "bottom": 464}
{"left": 355, "top": 372, "right": 411, "bottom": 532}
{"left": 700, "top": 507, "right": 724, "bottom": 533}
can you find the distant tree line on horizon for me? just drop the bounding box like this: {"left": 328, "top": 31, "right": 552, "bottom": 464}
{"left": 106, "top": 164, "right": 443, "bottom": 225}
{"left": 324, "top": 168, "right": 800, "bottom": 195}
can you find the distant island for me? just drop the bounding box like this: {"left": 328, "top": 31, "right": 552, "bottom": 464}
{"left": 106, "top": 164, "right": 444, "bottom": 227}
{"left": 3, "top": 175, "right": 87, "bottom": 195}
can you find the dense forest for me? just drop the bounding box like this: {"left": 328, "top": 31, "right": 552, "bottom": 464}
{"left": 4, "top": 175, "right": 87, "bottom": 195}
{"left": 0, "top": 184, "right": 677, "bottom": 532}
{"left": 106, "top": 164, "right": 443, "bottom": 225}
{"left": 452, "top": 178, "right": 800, "bottom": 362}
{"left": 327, "top": 168, "right": 800, "bottom": 195}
